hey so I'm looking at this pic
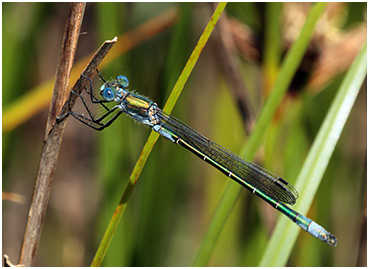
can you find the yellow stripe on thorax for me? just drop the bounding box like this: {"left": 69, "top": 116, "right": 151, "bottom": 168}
{"left": 125, "top": 95, "right": 151, "bottom": 110}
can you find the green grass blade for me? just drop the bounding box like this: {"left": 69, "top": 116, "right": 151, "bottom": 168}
{"left": 259, "top": 42, "right": 367, "bottom": 266}
{"left": 162, "top": 3, "right": 227, "bottom": 113}
{"left": 192, "top": 3, "right": 328, "bottom": 266}
{"left": 262, "top": 2, "right": 282, "bottom": 92}
{"left": 90, "top": 3, "right": 227, "bottom": 266}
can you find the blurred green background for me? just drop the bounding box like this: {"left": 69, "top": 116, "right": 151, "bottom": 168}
{"left": 2, "top": 2, "right": 366, "bottom": 266}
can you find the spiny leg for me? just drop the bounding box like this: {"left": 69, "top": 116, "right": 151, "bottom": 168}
{"left": 58, "top": 70, "right": 123, "bottom": 130}
{"left": 58, "top": 72, "right": 118, "bottom": 125}
{"left": 96, "top": 69, "right": 106, "bottom": 83}
{"left": 81, "top": 73, "right": 110, "bottom": 110}
{"left": 70, "top": 87, "right": 122, "bottom": 125}
{"left": 69, "top": 108, "right": 123, "bottom": 131}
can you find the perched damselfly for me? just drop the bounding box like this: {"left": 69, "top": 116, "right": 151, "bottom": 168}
{"left": 58, "top": 72, "right": 337, "bottom": 247}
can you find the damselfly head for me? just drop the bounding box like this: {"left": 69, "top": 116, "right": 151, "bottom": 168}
{"left": 99, "top": 75, "right": 129, "bottom": 102}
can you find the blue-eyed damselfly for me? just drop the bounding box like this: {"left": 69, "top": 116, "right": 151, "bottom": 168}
{"left": 58, "top": 72, "right": 337, "bottom": 247}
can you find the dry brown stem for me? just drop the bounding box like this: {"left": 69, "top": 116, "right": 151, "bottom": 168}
{"left": 17, "top": 3, "right": 117, "bottom": 266}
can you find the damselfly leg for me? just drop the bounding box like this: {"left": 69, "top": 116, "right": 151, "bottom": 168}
{"left": 58, "top": 71, "right": 124, "bottom": 131}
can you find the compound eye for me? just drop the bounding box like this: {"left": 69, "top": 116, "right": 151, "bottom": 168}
{"left": 101, "top": 87, "right": 115, "bottom": 101}
{"left": 117, "top": 75, "right": 129, "bottom": 88}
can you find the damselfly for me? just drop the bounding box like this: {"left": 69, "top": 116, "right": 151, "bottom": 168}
{"left": 58, "top": 72, "right": 337, "bottom": 247}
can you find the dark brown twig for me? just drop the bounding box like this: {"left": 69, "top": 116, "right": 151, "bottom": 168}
{"left": 18, "top": 3, "right": 86, "bottom": 266}
{"left": 44, "top": 3, "right": 85, "bottom": 136}
{"left": 17, "top": 3, "right": 116, "bottom": 266}
{"left": 18, "top": 37, "right": 116, "bottom": 267}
